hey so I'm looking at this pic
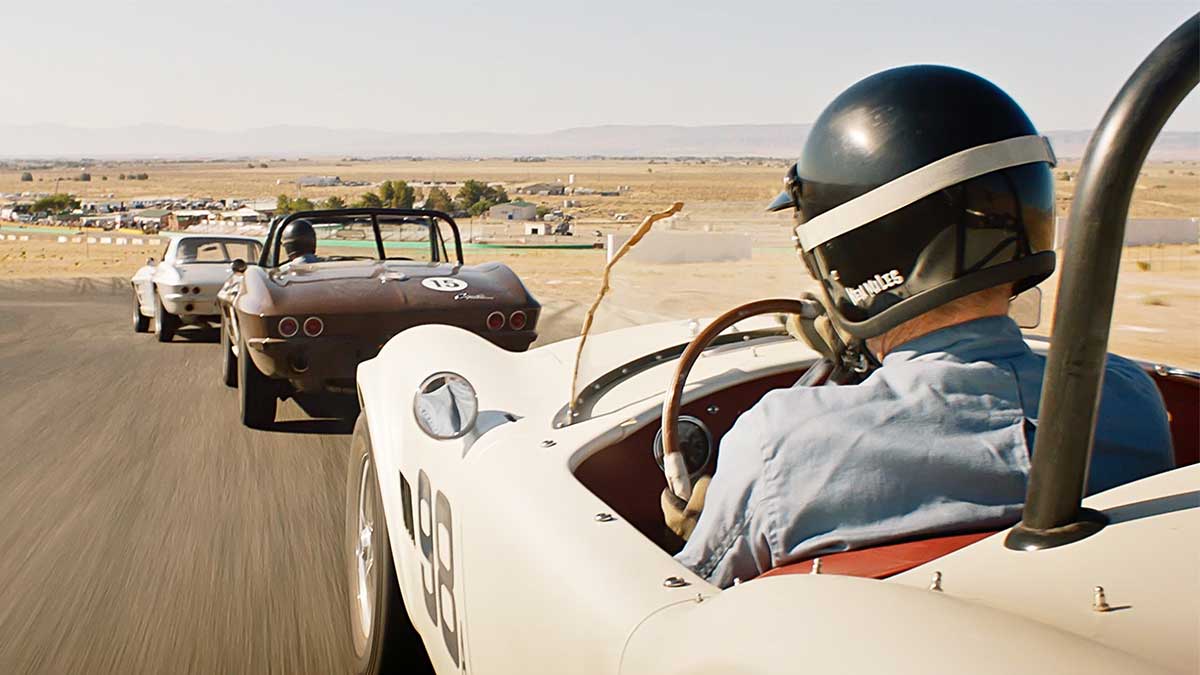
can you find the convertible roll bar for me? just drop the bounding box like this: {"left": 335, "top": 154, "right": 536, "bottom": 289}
{"left": 1005, "top": 13, "right": 1199, "bottom": 551}
{"left": 270, "top": 208, "right": 465, "bottom": 266}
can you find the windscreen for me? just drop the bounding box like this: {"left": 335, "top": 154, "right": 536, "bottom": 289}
{"left": 566, "top": 202, "right": 810, "bottom": 421}
{"left": 178, "top": 238, "right": 261, "bottom": 263}
{"left": 278, "top": 213, "right": 450, "bottom": 263}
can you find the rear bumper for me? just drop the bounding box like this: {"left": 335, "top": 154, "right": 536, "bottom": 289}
{"left": 161, "top": 293, "right": 220, "bottom": 317}
{"left": 246, "top": 329, "right": 537, "bottom": 392}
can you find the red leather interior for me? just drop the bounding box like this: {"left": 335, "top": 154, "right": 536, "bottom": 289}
{"left": 1152, "top": 371, "right": 1199, "bottom": 467}
{"left": 758, "top": 531, "right": 997, "bottom": 580}
{"left": 573, "top": 370, "right": 803, "bottom": 549}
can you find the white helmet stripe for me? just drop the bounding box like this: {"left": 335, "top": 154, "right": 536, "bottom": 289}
{"left": 796, "top": 134, "right": 1056, "bottom": 252}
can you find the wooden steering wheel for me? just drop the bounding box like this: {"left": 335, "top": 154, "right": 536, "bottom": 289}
{"left": 660, "top": 298, "right": 814, "bottom": 500}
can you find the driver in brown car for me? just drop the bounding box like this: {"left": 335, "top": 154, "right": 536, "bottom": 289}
{"left": 281, "top": 219, "right": 322, "bottom": 264}
{"left": 663, "top": 65, "right": 1174, "bottom": 588}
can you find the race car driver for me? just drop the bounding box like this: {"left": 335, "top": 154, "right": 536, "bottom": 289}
{"left": 281, "top": 219, "right": 321, "bottom": 263}
{"left": 664, "top": 65, "right": 1175, "bottom": 588}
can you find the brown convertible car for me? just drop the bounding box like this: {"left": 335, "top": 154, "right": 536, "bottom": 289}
{"left": 217, "top": 208, "right": 540, "bottom": 428}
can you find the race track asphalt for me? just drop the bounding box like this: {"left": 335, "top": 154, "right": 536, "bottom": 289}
{"left": 0, "top": 277, "right": 583, "bottom": 675}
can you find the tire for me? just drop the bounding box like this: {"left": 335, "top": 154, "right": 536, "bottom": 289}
{"left": 221, "top": 314, "right": 238, "bottom": 388}
{"left": 153, "top": 290, "right": 179, "bottom": 342}
{"left": 132, "top": 289, "right": 150, "bottom": 333}
{"left": 238, "top": 333, "right": 276, "bottom": 429}
{"left": 345, "top": 414, "right": 433, "bottom": 675}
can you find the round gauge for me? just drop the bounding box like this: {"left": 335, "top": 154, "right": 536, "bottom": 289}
{"left": 653, "top": 416, "right": 714, "bottom": 478}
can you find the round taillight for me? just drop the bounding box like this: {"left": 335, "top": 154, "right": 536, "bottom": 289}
{"left": 193, "top": 286, "right": 202, "bottom": 294}
{"left": 303, "top": 316, "right": 324, "bottom": 337}
{"left": 486, "top": 311, "right": 505, "bottom": 331}
{"left": 179, "top": 286, "right": 190, "bottom": 294}
{"left": 509, "top": 310, "right": 527, "bottom": 331}
{"left": 278, "top": 316, "right": 299, "bottom": 337}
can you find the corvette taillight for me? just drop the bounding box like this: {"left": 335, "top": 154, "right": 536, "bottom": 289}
{"left": 509, "top": 310, "right": 527, "bottom": 331}
{"left": 486, "top": 312, "right": 505, "bottom": 331}
{"left": 303, "top": 316, "right": 324, "bottom": 337}
{"left": 278, "top": 316, "right": 299, "bottom": 337}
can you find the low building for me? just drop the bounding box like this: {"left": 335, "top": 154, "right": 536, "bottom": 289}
{"left": 488, "top": 201, "right": 538, "bottom": 221}
{"left": 220, "top": 206, "right": 267, "bottom": 224}
{"left": 134, "top": 208, "right": 173, "bottom": 231}
{"left": 516, "top": 182, "right": 565, "bottom": 196}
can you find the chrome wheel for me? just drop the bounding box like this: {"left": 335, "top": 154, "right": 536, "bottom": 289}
{"left": 352, "top": 453, "right": 377, "bottom": 651}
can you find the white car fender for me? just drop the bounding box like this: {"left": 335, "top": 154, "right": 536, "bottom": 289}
{"left": 130, "top": 264, "right": 156, "bottom": 315}
{"left": 357, "top": 324, "right": 719, "bottom": 674}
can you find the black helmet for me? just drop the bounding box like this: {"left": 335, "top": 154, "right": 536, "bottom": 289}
{"left": 769, "top": 65, "right": 1057, "bottom": 340}
{"left": 281, "top": 219, "right": 317, "bottom": 260}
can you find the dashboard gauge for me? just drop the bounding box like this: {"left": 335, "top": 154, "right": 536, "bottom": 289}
{"left": 653, "top": 415, "right": 714, "bottom": 478}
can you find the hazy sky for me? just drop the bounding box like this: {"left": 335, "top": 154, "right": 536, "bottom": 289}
{"left": 2, "top": 0, "right": 1196, "bottom": 132}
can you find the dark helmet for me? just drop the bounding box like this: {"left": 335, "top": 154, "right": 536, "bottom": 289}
{"left": 769, "top": 65, "right": 1057, "bottom": 340}
{"left": 281, "top": 218, "right": 317, "bottom": 260}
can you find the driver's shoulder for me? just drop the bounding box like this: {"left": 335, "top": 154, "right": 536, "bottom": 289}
{"left": 741, "top": 374, "right": 905, "bottom": 443}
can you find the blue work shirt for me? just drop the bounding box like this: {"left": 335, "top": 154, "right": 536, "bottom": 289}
{"left": 676, "top": 315, "right": 1174, "bottom": 588}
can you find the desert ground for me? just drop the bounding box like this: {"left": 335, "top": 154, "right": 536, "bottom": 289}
{"left": 0, "top": 234, "right": 1197, "bottom": 368}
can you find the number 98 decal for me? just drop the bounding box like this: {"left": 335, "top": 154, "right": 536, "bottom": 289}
{"left": 417, "top": 470, "right": 460, "bottom": 666}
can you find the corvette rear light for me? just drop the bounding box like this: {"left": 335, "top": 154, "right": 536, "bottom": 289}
{"left": 278, "top": 316, "right": 299, "bottom": 337}
{"left": 179, "top": 286, "right": 190, "bottom": 294}
{"left": 509, "top": 310, "right": 527, "bottom": 331}
{"left": 303, "top": 316, "right": 324, "bottom": 337}
{"left": 193, "top": 286, "right": 201, "bottom": 294}
{"left": 486, "top": 311, "right": 505, "bottom": 331}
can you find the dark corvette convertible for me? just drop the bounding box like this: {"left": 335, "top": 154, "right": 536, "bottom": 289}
{"left": 217, "top": 208, "right": 540, "bottom": 428}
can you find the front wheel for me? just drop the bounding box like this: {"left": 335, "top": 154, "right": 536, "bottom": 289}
{"left": 220, "top": 314, "right": 238, "bottom": 388}
{"left": 238, "top": 334, "right": 276, "bottom": 429}
{"left": 345, "top": 414, "right": 433, "bottom": 675}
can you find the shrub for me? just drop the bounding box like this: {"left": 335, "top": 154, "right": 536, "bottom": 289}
{"left": 19, "top": 172, "right": 32, "bottom": 182}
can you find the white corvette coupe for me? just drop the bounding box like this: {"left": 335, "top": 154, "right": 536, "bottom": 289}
{"left": 131, "top": 234, "right": 262, "bottom": 342}
{"left": 341, "top": 19, "right": 1198, "bottom": 675}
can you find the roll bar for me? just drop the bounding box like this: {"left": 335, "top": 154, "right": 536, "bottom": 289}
{"left": 1005, "top": 13, "right": 1199, "bottom": 550}
{"left": 264, "top": 208, "right": 465, "bottom": 267}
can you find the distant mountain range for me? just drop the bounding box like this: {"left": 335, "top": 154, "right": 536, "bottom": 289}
{"left": 0, "top": 123, "right": 1196, "bottom": 160}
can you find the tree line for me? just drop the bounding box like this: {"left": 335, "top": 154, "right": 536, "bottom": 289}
{"left": 276, "top": 179, "right": 510, "bottom": 216}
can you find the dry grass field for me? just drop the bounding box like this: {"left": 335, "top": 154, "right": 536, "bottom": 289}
{"left": 2, "top": 158, "right": 1198, "bottom": 221}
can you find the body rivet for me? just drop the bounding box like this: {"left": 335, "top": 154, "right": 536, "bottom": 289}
{"left": 810, "top": 557, "right": 822, "bottom": 574}
{"left": 594, "top": 512, "right": 614, "bottom": 522}
{"left": 663, "top": 576, "right": 689, "bottom": 588}
{"left": 540, "top": 439, "right": 556, "bottom": 448}
{"left": 929, "top": 571, "right": 943, "bottom": 592}
{"left": 706, "top": 405, "right": 720, "bottom": 415}
{"left": 1092, "top": 586, "right": 1112, "bottom": 612}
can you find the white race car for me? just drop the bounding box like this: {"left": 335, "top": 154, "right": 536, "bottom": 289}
{"left": 131, "top": 234, "right": 262, "bottom": 342}
{"left": 341, "top": 20, "right": 1198, "bottom": 675}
